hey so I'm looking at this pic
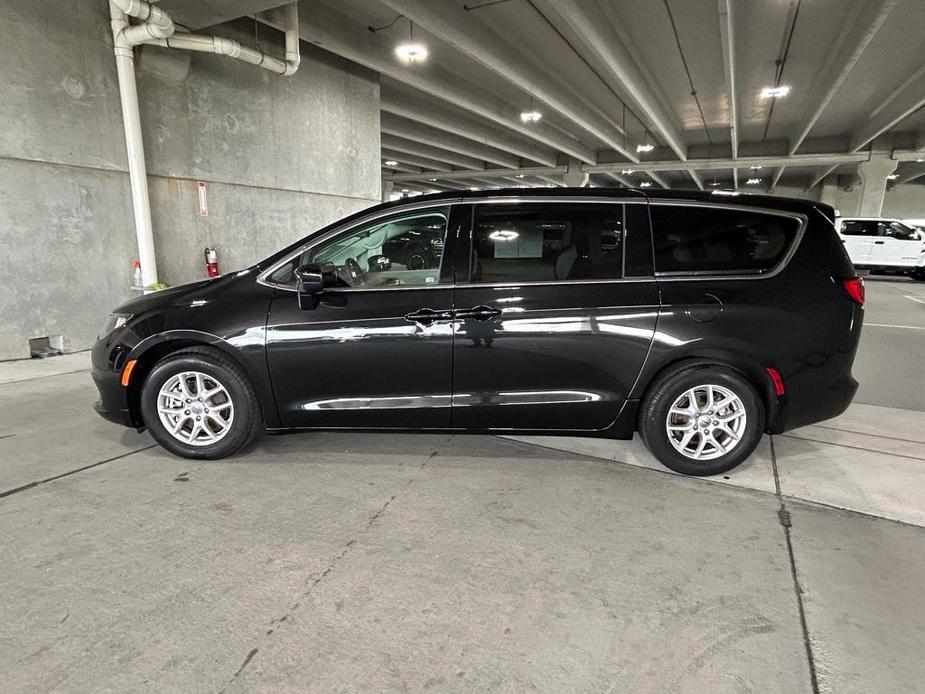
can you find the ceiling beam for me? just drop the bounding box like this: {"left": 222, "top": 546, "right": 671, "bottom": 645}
{"left": 386, "top": 150, "right": 905, "bottom": 183}
{"left": 381, "top": 162, "right": 421, "bottom": 175}
{"left": 789, "top": 0, "right": 897, "bottom": 155}
{"left": 382, "top": 113, "right": 519, "bottom": 168}
{"left": 717, "top": 0, "right": 738, "bottom": 159}
{"left": 807, "top": 165, "right": 839, "bottom": 190}
{"left": 533, "top": 0, "right": 687, "bottom": 161}
{"left": 604, "top": 172, "right": 633, "bottom": 187}
{"left": 894, "top": 162, "right": 925, "bottom": 185}
{"left": 378, "top": 0, "right": 635, "bottom": 162}
{"left": 381, "top": 84, "right": 559, "bottom": 167}
{"left": 289, "top": 3, "right": 598, "bottom": 163}
{"left": 381, "top": 148, "right": 453, "bottom": 173}
{"left": 850, "top": 63, "right": 925, "bottom": 152}
{"left": 686, "top": 170, "right": 705, "bottom": 191}
{"left": 381, "top": 133, "right": 485, "bottom": 171}
{"left": 647, "top": 171, "right": 671, "bottom": 188}
{"left": 769, "top": 167, "right": 786, "bottom": 192}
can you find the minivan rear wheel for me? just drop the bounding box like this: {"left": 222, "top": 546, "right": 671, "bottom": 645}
{"left": 639, "top": 365, "right": 764, "bottom": 476}
{"left": 140, "top": 347, "right": 262, "bottom": 459}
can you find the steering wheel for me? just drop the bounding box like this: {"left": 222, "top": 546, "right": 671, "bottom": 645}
{"left": 344, "top": 257, "right": 364, "bottom": 286}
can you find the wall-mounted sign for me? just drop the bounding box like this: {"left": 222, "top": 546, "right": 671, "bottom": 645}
{"left": 197, "top": 180, "right": 208, "bottom": 217}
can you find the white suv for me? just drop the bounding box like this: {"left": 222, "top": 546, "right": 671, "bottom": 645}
{"left": 834, "top": 217, "right": 925, "bottom": 281}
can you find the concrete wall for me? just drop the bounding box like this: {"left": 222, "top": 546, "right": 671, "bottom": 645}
{"left": 0, "top": 0, "right": 380, "bottom": 360}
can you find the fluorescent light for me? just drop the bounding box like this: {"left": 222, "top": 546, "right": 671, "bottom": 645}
{"left": 636, "top": 144, "right": 655, "bottom": 153}
{"left": 395, "top": 42, "right": 428, "bottom": 63}
{"left": 401, "top": 188, "right": 409, "bottom": 193}
{"left": 746, "top": 177, "right": 761, "bottom": 185}
{"left": 750, "top": 165, "right": 762, "bottom": 170}
{"left": 917, "top": 158, "right": 924, "bottom": 163}
{"left": 428, "top": 178, "right": 437, "bottom": 182}
{"left": 712, "top": 190, "right": 740, "bottom": 196}
{"left": 887, "top": 174, "right": 899, "bottom": 180}
{"left": 489, "top": 230, "right": 519, "bottom": 242}
{"left": 621, "top": 169, "right": 635, "bottom": 175}
{"left": 639, "top": 181, "right": 652, "bottom": 188}
{"left": 470, "top": 187, "right": 479, "bottom": 191}
{"left": 709, "top": 181, "right": 721, "bottom": 187}
{"left": 515, "top": 174, "right": 525, "bottom": 178}
{"left": 383, "top": 160, "right": 398, "bottom": 167}
{"left": 760, "top": 85, "right": 791, "bottom": 98}
{"left": 520, "top": 110, "right": 542, "bottom": 123}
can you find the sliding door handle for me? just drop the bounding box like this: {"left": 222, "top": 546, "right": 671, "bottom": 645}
{"left": 456, "top": 305, "right": 502, "bottom": 321}
{"left": 404, "top": 308, "right": 453, "bottom": 325}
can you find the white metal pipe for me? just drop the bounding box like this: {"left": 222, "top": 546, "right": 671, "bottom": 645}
{"left": 110, "top": 3, "right": 159, "bottom": 286}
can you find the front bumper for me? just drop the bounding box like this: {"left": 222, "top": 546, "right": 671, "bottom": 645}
{"left": 91, "top": 336, "right": 138, "bottom": 428}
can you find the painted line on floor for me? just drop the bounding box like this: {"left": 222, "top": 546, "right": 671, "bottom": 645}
{"left": 903, "top": 294, "right": 925, "bottom": 305}
{"left": 810, "top": 422, "right": 925, "bottom": 446}
{"left": 780, "top": 433, "right": 925, "bottom": 461}
{"left": 0, "top": 445, "right": 158, "bottom": 500}
{"left": 863, "top": 323, "right": 925, "bottom": 330}
{"left": 0, "top": 368, "right": 92, "bottom": 387}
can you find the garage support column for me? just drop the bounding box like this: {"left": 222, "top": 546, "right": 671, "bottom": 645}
{"left": 856, "top": 157, "right": 897, "bottom": 217}
{"left": 819, "top": 179, "right": 838, "bottom": 208}
{"left": 381, "top": 179, "right": 394, "bottom": 202}
{"left": 563, "top": 158, "right": 589, "bottom": 187}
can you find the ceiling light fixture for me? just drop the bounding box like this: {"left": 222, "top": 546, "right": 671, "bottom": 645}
{"left": 636, "top": 143, "right": 655, "bottom": 153}
{"left": 621, "top": 169, "right": 635, "bottom": 175}
{"left": 887, "top": 174, "right": 899, "bottom": 180}
{"left": 746, "top": 177, "right": 761, "bottom": 185}
{"left": 639, "top": 181, "right": 652, "bottom": 187}
{"left": 489, "top": 230, "right": 519, "bottom": 242}
{"left": 515, "top": 174, "right": 525, "bottom": 178}
{"left": 401, "top": 188, "right": 409, "bottom": 193}
{"left": 750, "top": 165, "right": 762, "bottom": 170}
{"left": 760, "top": 85, "right": 791, "bottom": 98}
{"left": 917, "top": 158, "right": 924, "bottom": 163}
{"left": 395, "top": 42, "right": 428, "bottom": 62}
{"left": 709, "top": 181, "right": 721, "bottom": 187}
{"left": 470, "top": 187, "right": 479, "bottom": 191}
{"left": 383, "top": 160, "right": 398, "bottom": 167}
{"left": 520, "top": 95, "right": 542, "bottom": 123}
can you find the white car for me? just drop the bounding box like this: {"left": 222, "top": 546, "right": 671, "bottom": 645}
{"left": 834, "top": 217, "right": 925, "bottom": 281}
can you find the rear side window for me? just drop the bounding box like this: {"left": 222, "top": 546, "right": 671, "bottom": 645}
{"left": 650, "top": 204, "right": 801, "bottom": 275}
{"left": 470, "top": 203, "right": 624, "bottom": 283}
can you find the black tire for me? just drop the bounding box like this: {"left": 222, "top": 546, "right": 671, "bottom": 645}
{"left": 639, "top": 365, "right": 765, "bottom": 476}
{"left": 140, "top": 346, "right": 262, "bottom": 460}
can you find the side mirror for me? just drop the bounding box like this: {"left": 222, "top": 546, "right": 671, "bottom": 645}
{"left": 295, "top": 263, "right": 325, "bottom": 310}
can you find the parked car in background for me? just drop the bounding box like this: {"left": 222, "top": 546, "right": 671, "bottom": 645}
{"left": 834, "top": 217, "right": 925, "bottom": 280}
{"left": 92, "top": 189, "right": 864, "bottom": 477}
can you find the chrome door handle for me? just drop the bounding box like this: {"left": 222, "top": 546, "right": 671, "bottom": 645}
{"left": 404, "top": 308, "right": 453, "bottom": 325}
{"left": 456, "top": 305, "right": 502, "bottom": 321}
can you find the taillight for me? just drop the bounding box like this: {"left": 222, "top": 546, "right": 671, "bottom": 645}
{"left": 842, "top": 277, "right": 865, "bottom": 305}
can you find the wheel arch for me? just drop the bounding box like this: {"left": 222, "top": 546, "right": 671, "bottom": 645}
{"left": 125, "top": 331, "right": 269, "bottom": 427}
{"left": 635, "top": 350, "right": 779, "bottom": 432}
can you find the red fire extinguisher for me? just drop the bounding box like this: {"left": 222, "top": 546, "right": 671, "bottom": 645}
{"left": 204, "top": 246, "right": 219, "bottom": 278}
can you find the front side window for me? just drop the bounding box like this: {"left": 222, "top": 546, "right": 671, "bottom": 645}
{"left": 469, "top": 203, "right": 624, "bottom": 284}
{"left": 840, "top": 220, "right": 877, "bottom": 236}
{"left": 268, "top": 207, "right": 450, "bottom": 288}
{"left": 650, "top": 204, "right": 801, "bottom": 275}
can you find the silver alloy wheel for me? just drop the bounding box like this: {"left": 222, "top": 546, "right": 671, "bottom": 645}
{"left": 665, "top": 384, "right": 747, "bottom": 461}
{"left": 156, "top": 371, "right": 235, "bottom": 447}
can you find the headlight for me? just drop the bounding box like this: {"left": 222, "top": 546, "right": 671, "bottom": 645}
{"left": 99, "top": 313, "right": 132, "bottom": 338}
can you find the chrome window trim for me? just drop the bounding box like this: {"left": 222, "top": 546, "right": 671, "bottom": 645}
{"left": 257, "top": 200, "right": 462, "bottom": 291}
{"left": 647, "top": 199, "right": 808, "bottom": 282}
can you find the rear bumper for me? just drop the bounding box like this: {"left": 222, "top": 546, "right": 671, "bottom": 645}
{"left": 771, "top": 375, "right": 858, "bottom": 433}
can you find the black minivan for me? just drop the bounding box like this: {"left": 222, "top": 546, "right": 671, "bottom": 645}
{"left": 92, "top": 188, "right": 863, "bottom": 476}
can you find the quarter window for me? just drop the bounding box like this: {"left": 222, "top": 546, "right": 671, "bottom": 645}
{"left": 840, "top": 220, "right": 877, "bottom": 236}
{"left": 268, "top": 207, "right": 450, "bottom": 288}
{"left": 470, "top": 203, "right": 624, "bottom": 284}
{"left": 650, "top": 205, "right": 800, "bottom": 275}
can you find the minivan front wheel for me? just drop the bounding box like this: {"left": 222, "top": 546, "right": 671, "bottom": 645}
{"left": 140, "top": 347, "right": 261, "bottom": 459}
{"left": 639, "top": 366, "right": 764, "bottom": 476}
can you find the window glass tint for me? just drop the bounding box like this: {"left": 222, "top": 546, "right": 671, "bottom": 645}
{"left": 840, "top": 220, "right": 876, "bottom": 236}
{"left": 878, "top": 221, "right": 917, "bottom": 240}
{"left": 471, "top": 203, "right": 624, "bottom": 283}
{"left": 268, "top": 207, "right": 449, "bottom": 287}
{"left": 650, "top": 205, "right": 800, "bottom": 274}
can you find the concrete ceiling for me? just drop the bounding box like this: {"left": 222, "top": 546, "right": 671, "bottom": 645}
{"left": 164, "top": 0, "right": 925, "bottom": 191}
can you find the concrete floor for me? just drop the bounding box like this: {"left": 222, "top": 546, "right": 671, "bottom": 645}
{"left": 1, "top": 278, "right": 924, "bottom": 693}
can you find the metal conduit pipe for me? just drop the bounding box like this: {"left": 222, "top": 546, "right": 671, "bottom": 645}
{"left": 107, "top": 0, "right": 300, "bottom": 287}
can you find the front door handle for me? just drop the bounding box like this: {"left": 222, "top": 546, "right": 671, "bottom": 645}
{"left": 874, "top": 240, "right": 886, "bottom": 244}
{"left": 404, "top": 308, "right": 453, "bottom": 325}
{"left": 456, "top": 305, "right": 502, "bottom": 321}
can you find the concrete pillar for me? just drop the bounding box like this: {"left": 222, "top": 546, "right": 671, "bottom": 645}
{"left": 562, "top": 158, "right": 589, "bottom": 187}
{"left": 819, "top": 179, "right": 838, "bottom": 208}
{"left": 381, "top": 179, "right": 394, "bottom": 202}
{"left": 856, "top": 157, "right": 897, "bottom": 217}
